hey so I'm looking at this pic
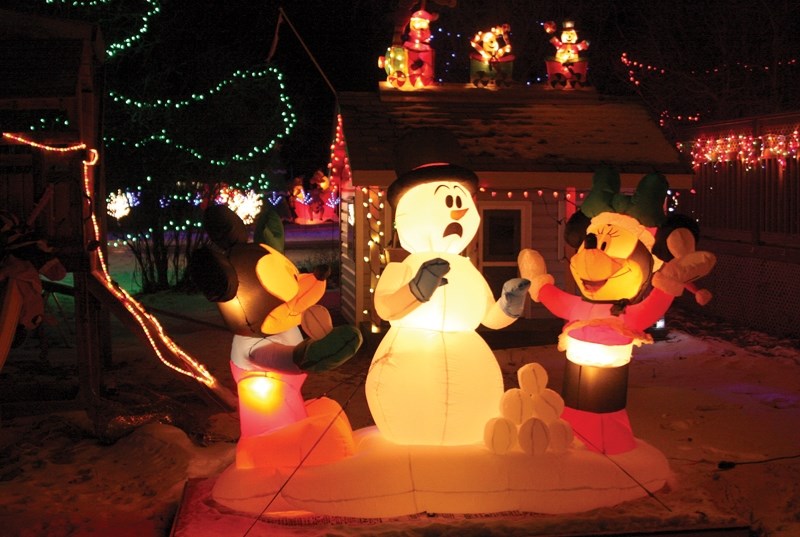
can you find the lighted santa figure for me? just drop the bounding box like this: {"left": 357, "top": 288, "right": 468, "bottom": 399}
{"left": 519, "top": 168, "right": 716, "bottom": 454}
{"left": 402, "top": 8, "right": 437, "bottom": 88}
{"left": 365, "top": 129, "right": 530, "bottom": 445}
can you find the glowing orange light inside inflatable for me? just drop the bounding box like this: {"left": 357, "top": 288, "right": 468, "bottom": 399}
{"left": 239, "top": 375, "right": 283, "bottom": 410}
{"left": 236, "top": 371, "right": 308, "bottom": 438}
{"left": 564, "top": 336, "right": 633, "bottom": 368}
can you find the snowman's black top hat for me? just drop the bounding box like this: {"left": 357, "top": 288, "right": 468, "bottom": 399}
{"left": 388, "top": 128, "right": 478, "bottom": 209}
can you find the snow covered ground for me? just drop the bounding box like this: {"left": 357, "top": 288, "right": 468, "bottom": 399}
{"left": 1, "top": 242, "right": 799, "bottom": 536}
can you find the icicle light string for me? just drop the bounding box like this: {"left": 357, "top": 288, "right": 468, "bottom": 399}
{"left": 621, "top": 51, "right": 799, "bottom": 126}
{"left": 3, "top": 132, "right": 223, "bottom": 392}
{"left": 678, "top": 130, "right": 800, "bottom": 169}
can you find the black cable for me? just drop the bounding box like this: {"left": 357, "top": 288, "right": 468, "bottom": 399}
{"left": 571, "top": 429, "right": 672, "bottom": 513}
{"left": 241, "top": 369, "right": 367, "bottom": 537}
{"left": 717, "top": 453, "right": 800, "bottom": 470}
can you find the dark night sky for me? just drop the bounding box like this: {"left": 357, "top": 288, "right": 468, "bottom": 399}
{"left": 2, "top": 0, "right": 799, "bottom": 178}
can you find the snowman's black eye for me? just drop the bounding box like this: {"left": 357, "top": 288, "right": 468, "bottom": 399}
{"left": 445, "top": 195, "right": 454, "bottom": 208}
{"left": 455, "top": 196, "right": 463, "bottom": 208}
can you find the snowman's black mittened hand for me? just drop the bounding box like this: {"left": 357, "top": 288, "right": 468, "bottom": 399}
{"left": 409, "top": 257, "right": 450, "bottom": 302}
{"left": 499, "top": 278, "right": 531, "bottom": 318}
{"left": 293, "top": 325, "right": 364, "bottom": 372}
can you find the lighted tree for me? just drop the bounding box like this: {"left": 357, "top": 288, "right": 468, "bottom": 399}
{"left": 5, "top": 0, "right": 297, "bottom": 291}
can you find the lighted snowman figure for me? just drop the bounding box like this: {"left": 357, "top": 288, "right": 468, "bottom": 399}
{"left": 545, "top": 20, "right": 589, "bottom": 65}
{"left": 365, "top": 130, "right": 530, "bottom": 446}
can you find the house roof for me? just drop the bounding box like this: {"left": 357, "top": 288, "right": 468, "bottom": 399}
{"left": 338, "top": 83, "right": 693, "bottom": 190}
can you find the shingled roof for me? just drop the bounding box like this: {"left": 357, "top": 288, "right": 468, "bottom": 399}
{"left": 338, "top": 84, "right": 693, "bottom": 190}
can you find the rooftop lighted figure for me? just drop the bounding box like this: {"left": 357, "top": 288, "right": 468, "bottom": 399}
{"left": 365, "top": 129, "right": 530, "bottom": 446}
{"left": 542, "top": 19, "right": 590, "bottom": 89}
{"left": 379, "top": 7, "right": 439, "bottom": 89}
{"left": 544, "top": 19, "right": 589, "bottom": 65}
{"left": 519, "top": 168, "right": 716, "bottom": 454}
{"left": 470, "top": 24, "right": 512, "bottom": 62}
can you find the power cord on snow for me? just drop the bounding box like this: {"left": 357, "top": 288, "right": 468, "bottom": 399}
{"left": 717, "top": 453, "right": 800, "bottom": 470}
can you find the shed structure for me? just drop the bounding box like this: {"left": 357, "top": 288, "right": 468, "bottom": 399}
{"left": 0, "top": 8, "right": 108, "bottom": 411}
{"left": 334, "top": 83, "right": 692, "bottom": 330}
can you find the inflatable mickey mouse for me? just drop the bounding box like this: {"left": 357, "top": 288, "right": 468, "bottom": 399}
{"left": 519, "top": 167, "right": 715, "bottom": 454}
{"left": 189, "top": 205, "right": 362, "bottom": 469}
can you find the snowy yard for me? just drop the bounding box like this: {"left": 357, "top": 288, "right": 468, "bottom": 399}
{"left": 1, "top": 242, "right": 798, "bottom": 536}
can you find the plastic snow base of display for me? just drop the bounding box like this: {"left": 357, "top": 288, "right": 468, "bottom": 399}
{"left": 212, "top": 426, "right": 670, "bottom": 518}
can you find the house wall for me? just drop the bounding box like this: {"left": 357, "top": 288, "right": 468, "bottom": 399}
{"left": 340, "top": 187, "right": 391, "bottom": 331}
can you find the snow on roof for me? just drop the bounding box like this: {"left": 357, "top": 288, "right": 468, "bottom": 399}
{"left": 338, "top": 84, "right": 693, "bottom": 189}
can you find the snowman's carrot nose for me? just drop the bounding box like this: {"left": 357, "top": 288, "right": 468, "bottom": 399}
{"left": 450, "top": 208, "right": 468, "bottom": 220}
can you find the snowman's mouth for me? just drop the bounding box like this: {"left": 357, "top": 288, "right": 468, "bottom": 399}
{"left": 443, "top": 222, "right": 463, "bottom": 237}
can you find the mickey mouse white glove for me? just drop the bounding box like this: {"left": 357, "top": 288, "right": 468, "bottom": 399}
{"left": 652, "top": 251, "right": 716, "bottom": 297}
{"left": 518, "top": 249, "right": 555, "bottom": 302}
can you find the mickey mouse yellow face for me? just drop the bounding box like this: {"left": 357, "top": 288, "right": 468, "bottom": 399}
{"left": 569, "top": 214, "right": 653, "bottom": 302}
{"left": 394, "top": 180, "right": 479, "bottom": 254}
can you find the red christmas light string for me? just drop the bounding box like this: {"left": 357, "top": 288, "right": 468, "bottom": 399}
{"left": 3, "top": 132, "right": 225, "bottom": 393}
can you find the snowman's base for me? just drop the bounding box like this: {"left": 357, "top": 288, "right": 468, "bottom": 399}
{"left": 212, "top": 426, "right": 670, "bottom": 518}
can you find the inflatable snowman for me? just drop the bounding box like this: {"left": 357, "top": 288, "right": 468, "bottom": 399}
{"left": 365, "top": 130, "right": 530, "bottom": 446}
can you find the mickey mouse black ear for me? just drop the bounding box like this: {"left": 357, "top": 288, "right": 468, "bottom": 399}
{"left": 203, "top": 205, "right": 248, "bottom": 251}
{"left": 564, "top": 210, "right": 591, "bottom": 249}
{"left": 189, "top": 246, "right": 238, "bottom": 302}
{"left": 652, "top": 213, "right": 700, "bottom": 262}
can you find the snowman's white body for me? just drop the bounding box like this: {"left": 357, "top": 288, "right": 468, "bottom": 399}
{"left": 366, "top": 178, "right": 503, "bottom": 445}
{"left": 366, "top": 251, "right": 504, "bottom": 445}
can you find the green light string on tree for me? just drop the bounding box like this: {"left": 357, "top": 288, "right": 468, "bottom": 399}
{"left": 45, "top": 0, "right": 161, "bottom": 59}
{"left": 107, "top": 67, "right": 289, "bottom": 110}
{"left": 23, "top": 115, "right": 72, "bottom": 132}
{"left": 37, "top": 0, "right": 298, "bottom": 169}
{"left": 36, "top": 0, "right": 299, "bottom": 246}
{"left": 105, "top": 66, "right": 296, "bottom": 166}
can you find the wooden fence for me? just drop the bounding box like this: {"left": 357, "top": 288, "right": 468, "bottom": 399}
{"left": 675, "top": 116, "right": 800, "bottom": 338}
